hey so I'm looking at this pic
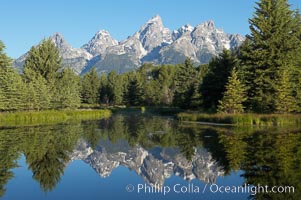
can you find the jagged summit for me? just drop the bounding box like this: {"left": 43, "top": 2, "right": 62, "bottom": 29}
{"left": 146, "top": 15, "right": 163, "bottom": 24}
{"left": 14, "top": 16, "right": 245, "bottom": 75}
{"left": 82, "top": 29, "right": 118, "bottom": 56}
{"left": 50, "top": 32, "right": 71, "bottom": 50}
{"left": 69, "top": 139, "right": 224, "bottom": 186}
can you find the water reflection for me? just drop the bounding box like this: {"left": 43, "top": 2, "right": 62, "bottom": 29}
{"left": 0, "top": 113, "right": 300, "bottom": 200}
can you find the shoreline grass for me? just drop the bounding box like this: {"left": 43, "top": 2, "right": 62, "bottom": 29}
{"left": 0, "top": 109, "right": 112, "bottom": 127}
{"left": 177, "top": 112, "right": 301, "bottom": 126}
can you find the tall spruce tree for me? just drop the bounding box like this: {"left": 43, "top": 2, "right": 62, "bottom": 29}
{"left": 107, "top": 71, "right": 123, "bottom": 105}
{"left": 23, "top": 38, "right": 62, "bottom": 109}
{"left": 56, "top": 68, "right": 81, "bottom": 109}
{"left": 24, "top": 72, "right": 50, "bottom": 111}
{"left": 81, "top": 68, "right": 100, "bottom": 104}
{"left": 200, "top": 49, "right": 237, "bottom": 111}
{"left": 0, "top": 41, "right": 12, "bottom": 111}
{"left": 217, "top": 68, "right": 247, "bottom": 114}
{"left": 99, "top": 73, "right": 109, "bottom": 104}
{"left": 125, "top": 73, "right": 144, "bottom": 106}
{"left": 275, "top": 69, "right": 298, "bottom": 113}
{"left": 23, "top": 38, "right": 61, "bottom": 84}
{"left": 0, "top": 67, "right": 26, "bottom": 111}
{"left": 0, "top": 42, "right": 26, "bottom": 111}
{"left": 240, "top": 0, "right": 301, "bottom": 113}
{"left": 173, "top": 58, "right": 200, "bottom": 109}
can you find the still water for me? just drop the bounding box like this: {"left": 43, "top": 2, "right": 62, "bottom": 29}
{"left": 0, "top": 112, "right": 300, "bottom": 200}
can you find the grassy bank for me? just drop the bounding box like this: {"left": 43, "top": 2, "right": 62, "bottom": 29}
{"left": 0, "top": 109, "right": 112, "bottom": 127}
{"left": 177, "top": 112, "right": 301, "bottom": 126}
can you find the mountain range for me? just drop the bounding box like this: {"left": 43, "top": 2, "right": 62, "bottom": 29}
{"left": 14, "top": 15, "right": 245, "bottom": 75}
{"left": 70, "top": 138, "right": 224, "bottom": 186}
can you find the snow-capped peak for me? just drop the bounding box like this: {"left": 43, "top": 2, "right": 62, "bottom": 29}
{"left": 172, "top": 24, "right": 195, "bottom": 41}
{"left": 147, "top": 15, "right": 163, "bottom": 24}
{"left": 137, "top": 15, "right": 172, "bottom": 51}
{"left": 82, "top": 29, "right": 118, "bottom": 56}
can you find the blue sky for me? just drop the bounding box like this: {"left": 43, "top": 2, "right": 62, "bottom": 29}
{"left": 0, "top": 0, "right": 300, "bottom": 58}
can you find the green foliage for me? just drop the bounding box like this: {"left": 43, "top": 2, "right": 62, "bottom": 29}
{"left": 218, "top": 68, "right": 247, "bottom": 114}
{"left": 240, "top": 0, "right": 301, "bottom": 113}
{"left": 124, "top": 73, "right": 144, "bottom": 106}
{"left": 275, "top": 69, "right": 298, "bottom": 113}
{"left": 0, "top": 41, "right": 26, "bottom": 111}
{"left": 23, "top": 38, "right": 61, "bottom": 84}
{"left": 24, "top": 73, "right": 51, "bottom": 111}
{"left": 200, "top": 49, "right": 237, "bottom": 111}
{"left": 0, "top": 67, "right": 26, "bottom": 111}
{"left": 177, "top": 112, "right": 301, "bottom": 126}
{"left": 0, "top": 41, "right": 12, "bottom": 68}
{"left": 107, "top": 71, "right": 124, "bottom": 105}
{"left": 173, "top": 58, "right": 201, "bottom": 109}
{"left": 56, "top": 68, "right": 81, "bottom": 109}
{"left": 81, "top": 68, "right": 100, "bottom": 104}
{"left": 0, "top": 109, "right": 111, "bottom": 127}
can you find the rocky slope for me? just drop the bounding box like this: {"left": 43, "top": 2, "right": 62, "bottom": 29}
{"left": 14, "top": 15, "right": 244, "bottom": 75}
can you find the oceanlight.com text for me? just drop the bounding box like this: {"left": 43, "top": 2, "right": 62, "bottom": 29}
{"left": 125, "top": 183, "right": 295, "bottom": 196}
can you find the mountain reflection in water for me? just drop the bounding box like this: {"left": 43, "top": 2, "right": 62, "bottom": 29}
{"left": 0, "top": 112, "right": 300, "bottom": 200}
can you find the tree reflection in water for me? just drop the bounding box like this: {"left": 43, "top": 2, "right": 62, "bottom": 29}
{"left": 0, "top": 113, "right": 300, "bottom": 200}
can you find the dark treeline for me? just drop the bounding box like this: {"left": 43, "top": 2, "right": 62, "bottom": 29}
{"left": 1, "top": 0, "right": 301, "bottom": 114}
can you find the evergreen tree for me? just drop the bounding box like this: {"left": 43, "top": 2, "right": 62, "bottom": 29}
{"left": 23, "top": 38, "right": 61, "bottom": 84}
{"left": 144, "top": 79, "right": 161, "bottom": 105}
{"left": 0, "top": 41, "right": 13, "bottom": 111}
{"left": 24, "top": 72, "right": 50, "bottom": 111}
{"left": 218, "top": 68, "right": 247, "bottom": 114}
{"left": 0, "top": 67, "right": 26, "bottom": 111}
{"left": 56, "top": 68, "right": 81, "bottom": 109}
{"left": 23, "top": 38, "right": 62, "bottom": 109}
{"left": 173, "top": 58, "right": 200, "bottom": 109}
{"left": 125, "top": 73, "right": 143, "bottom": 106}
{"left": 157, "top": 65, "right": 177, "bottom": 105}
{"left": 200, "top": 49, "right": 237, "bottom": 111}
{"left": 275, "top": 69, "right": 298, "bottom": 113}
{"left": 99, "top": 73, "right": 109, "bottom": 104}
{"left": 0, "top": 41, "right": 12, "bottom": 68}
{"left": 107, "top": 71, "right": 123, "bottom": 105}
{"left": 81, "top": 68, "right": 100, "bottom": 104}
{"left": 240, "top": 0, "right": 301, "bottom": 113}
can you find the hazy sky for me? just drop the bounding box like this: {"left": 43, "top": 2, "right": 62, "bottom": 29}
{"left": 0, "top": 0, "right": 300, "bottom": 58}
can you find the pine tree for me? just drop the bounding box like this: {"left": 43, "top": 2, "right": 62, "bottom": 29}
{"left": 81, "top": 68, "right": 100, "bottom": 105}
{"left": 107, "top": 71, "right": 123, "bottom": 105}
{"left": 125, "top": 73, "right": 143, "bottom": 106}
{"left": 56, "top": 68, "right": 81, "bottom": 109}
{"left": 200, "top": 49, "right": 237, "bottom": 111}
{"left": 24, "top": 73, "right": 50, "bottom": 111}
{"left": 275, "top": 69, "right": 298, "bottom": 113}
{"left": 23, "top": 38, "right": 61, "bottom": 84}
{"left": 0, "top": 41, "right": 26, "bottom": 111}
{"left": 218, "top": 68, "right": 247, "bottom": 114}
{"left": 99, "top": 73, "right": 109, "bottom": 104}
{"left": 0, "top": 41, "right": 12, "bottom": 68}
{"left": 0, "top": 41, "right": 13, "bottom": 111}
{"left": 240, "top": 0, "right": 301, "bottom": 113}
{"left": 173, "top": 58, "right": 200, "bottom": 109}
{"left": 0, "top": 67, "right": 26, "bottom": 111}
{"left": 157, "top": 65, "right": 177, "bottom": 105}
{"left": 23, "top": 38, "right": 62, "bottom": 109}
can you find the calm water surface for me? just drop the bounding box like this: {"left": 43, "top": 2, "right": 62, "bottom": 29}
{"left": 0, "top": 112, "right": 300, "bottom": 200}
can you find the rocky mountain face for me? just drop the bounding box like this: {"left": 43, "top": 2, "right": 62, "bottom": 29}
{"left": 69, "top": 139, "right": 224, "bottom": 186}
{"left": 13, "top": 15, "right": 244, "bottom": 75}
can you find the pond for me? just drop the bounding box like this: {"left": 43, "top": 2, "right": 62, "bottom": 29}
{"left": 0, "top": 112, "right": 300, "bottom": 200}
